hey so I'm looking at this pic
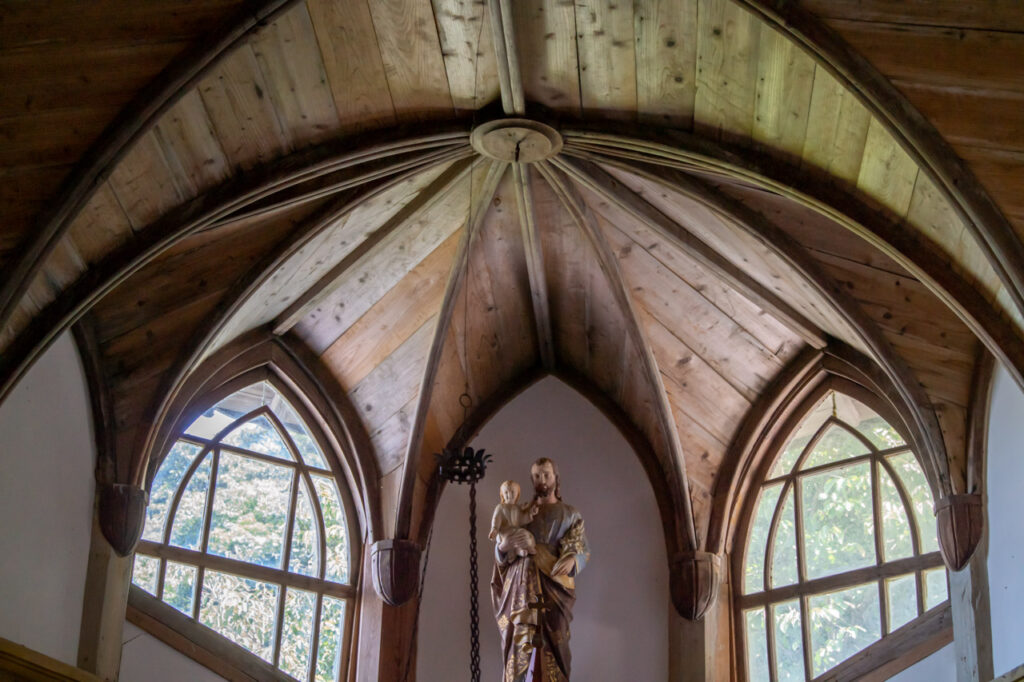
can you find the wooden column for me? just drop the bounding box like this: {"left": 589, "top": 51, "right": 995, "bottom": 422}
{"left": 77, "top": 497, "right": 133, "bottom": 681}
{"left": 668, "top": 565, "right": 727, "bottom": 682}
{"left": 950, "top": 520, "right": 994, "bottom": 682}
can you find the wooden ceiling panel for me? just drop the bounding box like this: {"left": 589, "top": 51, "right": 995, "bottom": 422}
{"left": 797, "top": 0, "right": 1024, "bottom": 32}
{"left": 322, "top": 229, "right": 461, "bottom": 390}
{"left": 575, "top": 0, "right": 638, "bottom": 118}
{"left": 751, "top": 26, "right": 816, "bottom": 162}
{"left": 511, "top": 0, "right": 581, "bottom": 114}
{"left": 431, "top": 0, "right": 501, "bottom": 112}
{"left": 293, "top": 166, "right": 471, "bottom": 353}
{"left": 634, "top": 0, "right": 698, "bottom": 128}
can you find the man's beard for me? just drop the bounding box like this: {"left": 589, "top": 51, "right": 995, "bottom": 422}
{"left": 534, "top": 482, "right": 551, "bottom": 497}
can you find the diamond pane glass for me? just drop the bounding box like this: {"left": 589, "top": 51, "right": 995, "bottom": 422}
{"left": 313, "top": 475, "right": 349, "bottom": 583}
{"left": 745, "top": 484, "right": 782, "bottom": 594}
{"left": 208, "top": 452, "right": 293, "bottom": 569}
{"left": 280, "top": 588, "right": 316, "bottom": 681}
{"left": 169, "top": 454, "right": 211, "bottom": 550}
{"left": 801, "top": 424, "right": 870, "bottom": 470}
{"left": 887, "top": 452, "right": 939, "bottom": 553}
{"left": 132, "top": 555, "right": 159, "bottom": 594}
{"left": 199, "top": 571, "right": 279, "bottom": 662}
{"left": 809, "top": 583, "right": 882, "bottom": 677}
{"left": 887, "top": 574, "right": 918, "bottom": 632}
{"left": 771, "top": 488, "right": 798, "bottom": 588}
{"left": 289, "top": 481, "right": 318, "bottom": 577}
{"left": 315, "top": 597, "right": 347, "bottom": 682}
{"left": 773, "top": 599, "right": 805, "bottom": 682}
{"left": 163, "top": 561, "right": 197, "bottom": 616}
{"left": 144, "top": 441, "right": 202, "bottom": 542}
{"left": 879, "top": 465, "right": 913, "bottom": 561}
{"left": 924, "top": 567, "right": 948, "bottom": 609}
{"left": 802, "top": 462, "right": 875, "bottom": 580}
{"left": 223, "top": 415, "right": 294, "bottom": 461}
{"left": 744, "top": 608, "right": 770, "bottom": 682}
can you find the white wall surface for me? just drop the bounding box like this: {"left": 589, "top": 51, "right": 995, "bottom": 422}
{"left": 986, "top": 364, "right": 1024, "bottom": 677}
{"left": 418, "top": 376, "right": 670, "bottom": 681}
{"left": 120, "top": 622, "right": 227, "bottom": 682}
{"left": 0, "top": 332, "right": 95, "bottom": 665}
{"left": 886, "top": 644, "right": 954, "bottom": 682}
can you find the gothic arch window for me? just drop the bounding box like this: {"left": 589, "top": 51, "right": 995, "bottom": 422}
{"left": 737, "top": 389, "right": 948, "bottom": 681}
{"left": 131, "top": 378, "right": 359, "bottom": 682}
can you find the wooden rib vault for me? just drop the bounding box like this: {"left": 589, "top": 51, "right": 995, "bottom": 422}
{"left": 2, "top": 0, "right": 1024, "bottom": 677}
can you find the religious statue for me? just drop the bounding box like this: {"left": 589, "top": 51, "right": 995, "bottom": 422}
{"left": 489, "top": 480, "right": 540, "bottom": 556}
{"left": 490, "top": 457, "right": 589, "bottom": 682}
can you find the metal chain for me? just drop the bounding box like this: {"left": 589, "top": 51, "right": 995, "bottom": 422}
{"left": 468, "top": 481, "right": 482, "bottom": 682}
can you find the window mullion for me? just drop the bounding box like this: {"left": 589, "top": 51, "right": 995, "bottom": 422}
{"left": 308, "top": 593, "right": 324, "bottom": 682}
{"left": 194, "top": 448, "right": 220, "bottom": 620}
{"left": 274, "top": 473, "right": 301, "bottom": 670}
{"left": 800, "top": 595, "right": 812, "bottom": 682}
{"left": 871, "top": 460, "right": 889, "bottom": 635}
{"left": 765, "top": 604, "right": 778, "bottom": 682}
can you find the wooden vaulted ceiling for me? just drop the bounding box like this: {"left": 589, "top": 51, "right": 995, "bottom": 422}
{"left": 2, "top": 0, "right": 1024, "bottom": 559}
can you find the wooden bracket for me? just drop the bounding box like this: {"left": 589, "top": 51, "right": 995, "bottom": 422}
{"left": 370, "top": 539, "right": 422, "bottom": 607}
{"left": 936, "top": 493, "right": 984, "bottom": 571}
{"left": 98, "top": 483, "right": 148, "bottom": 557}
{"left": 670, "top": 551, "right": 722, "bottom": 621}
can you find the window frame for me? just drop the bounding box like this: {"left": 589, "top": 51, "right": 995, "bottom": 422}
{"left": 732, "top": 379, "right": 948, "bottom": 682}
{"left": 131, "top": 369, "right": 363, "bottom": 682}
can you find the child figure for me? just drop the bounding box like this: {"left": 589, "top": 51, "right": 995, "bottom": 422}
{"left": 489, "top": 480, "right": 538, "bottom": 557}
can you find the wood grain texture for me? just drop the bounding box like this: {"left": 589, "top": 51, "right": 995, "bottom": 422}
{"left": 512, "top": 0, "right": 581, "bottom": 114}
{"left": 634, "top": 0, "right": 698, "bottom": 128}
{"left": 694, "top": 0, "right": 760, "bottom": 143}
{"left": 433, "top": 0, "right": 501, "bottom": 111}
{"left": 752, "top": 24, "right": 815, "bottom": 161}
{"left": 575, "top": 0, "right": 638, "bottom": 118}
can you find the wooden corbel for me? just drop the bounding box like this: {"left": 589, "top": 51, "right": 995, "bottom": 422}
{"left": 98, "top": 482, "right": 148, "bottom": 557}
{"left": 370, "top": 539, "right": 422, "bottom": 606}
{"left": 936, "top": 494, "right": 984, "bottom": 571}
{"left": 670, "top": 551, "right": 722, "bottom": 621}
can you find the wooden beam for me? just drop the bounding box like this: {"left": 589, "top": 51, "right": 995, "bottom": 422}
{"left": 0, "top": 636, "right": 101, "bottom": 682}
{"left": 537, "top": 160, "right": 699, "bottom": 551}
{"left": 77, "top": 506, "right": 132, "bottom": 681}
{"left": 393, "top": 160, "right": 507, "bottom": 540}
{"left": 487, "top": 0, "right": 525, "bottom": 116}
{"left": 567, "top": 147, "right": 953, "bottom": 497}
{"left": 273, "top": 155, "right": 476, "bottom": 335}
{"left": 552, "top": 155, "right": 826, "bottom": 349}
{"left": 737, "top": 0, "right": 1024, "bottom": 325}
{"left": 0, "top": 129, "right": 471, "bottom": 407}
{"left": 0, "top": 0, "right": 304, "bottom": 339}
{"left": 511, "top": 163, "right": 555, "bottom": 369}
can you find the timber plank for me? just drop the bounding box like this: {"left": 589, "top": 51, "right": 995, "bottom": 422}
{"left": 307, "top": 0, "right": 397, "bottom": 131}
{"left": 293, "top": 169, "right": 470, "bottom": 354}
{"left": 575, "top": 0, "right": 638, "bottom": 118}
{"left": 856, "top": 118, "right": 920, "bottom": 218}
{"left": 0, "top": 105, "right": 120, "bottom": 168}
{"left": 366, "top": 0, "right": 454, "bottom": 121}
{"left": 799, "top": 0, "right": 1024, "bottom": 32}
{"left": 432, "top": 0, "right": 501, "bottom": 111}
{"left": 151, "top": 89, "right": 231, "bottom": 197}
{"left": 250, "top": 4, "right": 340, "bottom": 146}
{"left": 694, "top": 0, "right": 760, "bottom": 143}
{"left": 108, "top": 130, "right": 186, "bottom": 230}
{"left": 895, "top": 79, "right": 1024, "bottom": 153}
{"left": 512, "top": 0, "right": 582, "bottom": 114}
{"left": 198, "top": 44, "right": 292, "bottom": 170}
{"left": 348, "top": 316, "right": 437, "bottom": 436}
{"left": 752, "top": 24, "right": 815, "bottom": 162}
{"left": 322, "top": 229, "right": 460, "bottom": 389}
{"left": 634, "top": 0, "right": 698, "bottom": 128}
{"left": 801, "top": 66, "right": 871, "bottom": 185}
{"left": 66, "top": 182, "right": 134, "bottom": 266}
{"left": 956, "top": 145, "right": 1024, "bottom": 224}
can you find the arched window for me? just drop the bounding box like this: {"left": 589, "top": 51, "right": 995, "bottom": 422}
{"left": 738, "top": 389, "right": 947, "bottom": 681}
{"left": 131, "top": 379, "right": 358, "bottom": 681}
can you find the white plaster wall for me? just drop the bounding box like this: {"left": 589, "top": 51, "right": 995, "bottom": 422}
{"left": 0, "top": 332, "right": 95, "bottom": 665}
{"left": 418, "top": 376, "right": 669, "bottom": 681}
{"left": 120, "top": 622, "right": 228, "bottom": 682}
{"left": 986, "top": 364, "right": 1024, "bottom": 677}
{"left": 886, "top": 643, "right": 954, "bottom": 682}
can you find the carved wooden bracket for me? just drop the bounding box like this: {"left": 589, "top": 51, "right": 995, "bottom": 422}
{"left": 670, "top": 551, "right": 722, "bottom": 621}
{"left": 370, "top": 539, "right": 422, "bottom": 606}
{"left": 98, "top": 483, "right": 148, "bottom": 557}
{"left": 936, "top": 494, "right": 984, "bottom": 571}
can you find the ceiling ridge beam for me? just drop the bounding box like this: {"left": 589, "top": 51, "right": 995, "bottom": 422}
{"left": 573, "top": 148, "right": 953, "bottom": 499}
{"left": 487, "top": 0, "right": 525, "bottom": 116}
{"left": 553, "top": 155, "right": 827, "bottom": 350}
{"left": 511, "top": 163, "right": 555, "bottom": 370}
{"left": 272, "top": 155, "right": 478, "bottom": 336}
{"left": 394, "top": 160, "right": 508, "bottom": 541}
{"left": 536, "top": 160, "right": 699, "bottom": 552}
{"left": 0, "top": 133, "right": 472, "bottom": 407}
